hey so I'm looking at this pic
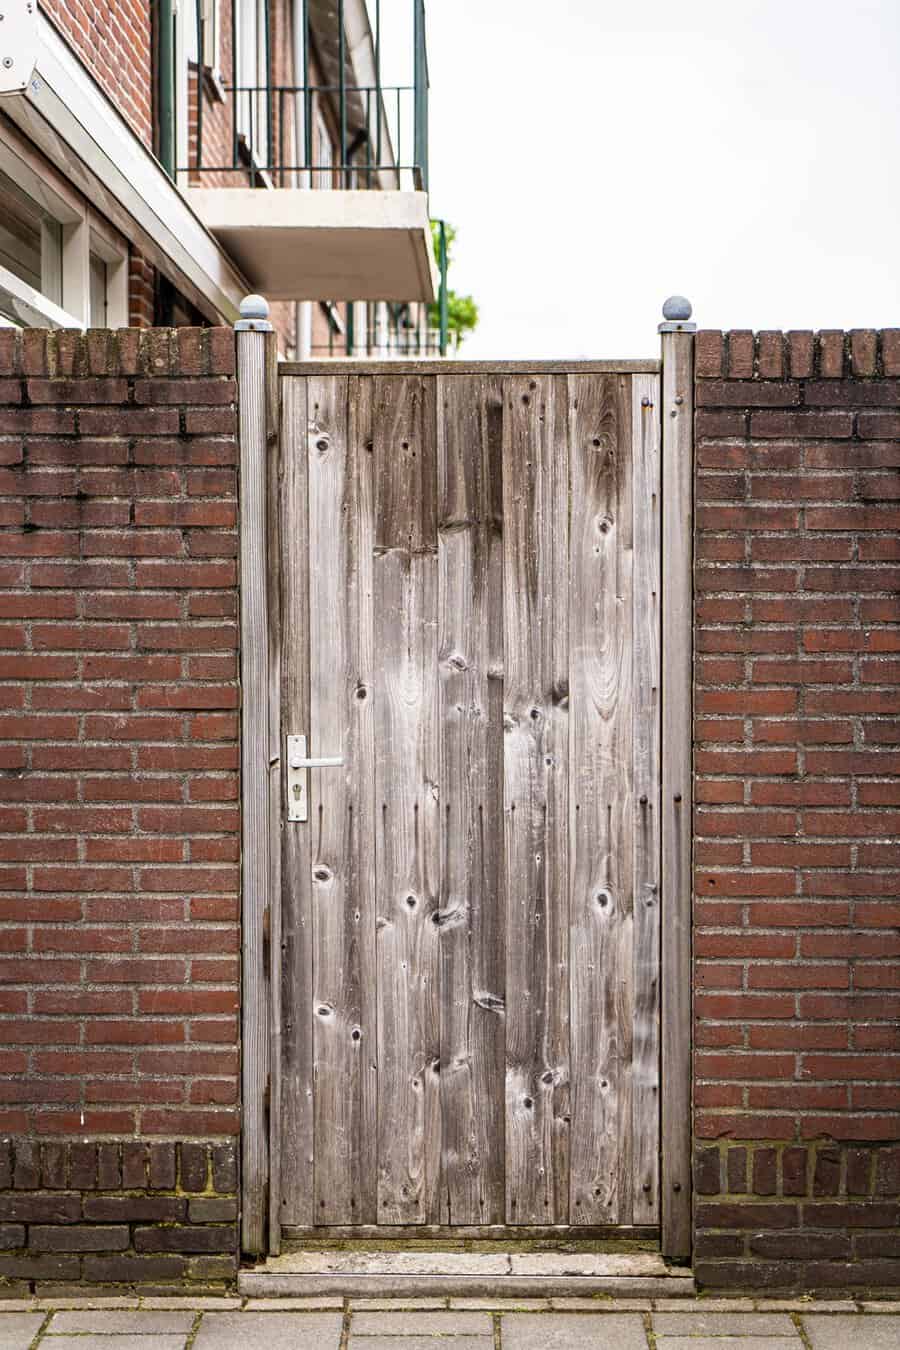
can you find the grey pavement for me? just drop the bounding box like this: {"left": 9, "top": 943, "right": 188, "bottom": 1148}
{"left": 0, "top": 1298, "right": 894, "bottom": 1349}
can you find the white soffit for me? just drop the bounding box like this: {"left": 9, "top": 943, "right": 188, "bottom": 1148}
{"left": 189, "top": 188, "right": 438, "bottom": 303}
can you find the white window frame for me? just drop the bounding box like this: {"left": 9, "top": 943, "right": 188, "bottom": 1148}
{"left": 0, "top": 123, "right": 127, "bottom": 329}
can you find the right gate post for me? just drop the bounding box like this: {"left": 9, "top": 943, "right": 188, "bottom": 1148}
{"left": 659, "top": 298, "right": 696, "bottom": 1261}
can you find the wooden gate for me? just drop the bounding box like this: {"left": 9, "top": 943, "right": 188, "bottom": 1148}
{"left": 237, "top": 341, "right": 694, "bottom": 1259}
{"left": 275, "top": 360, "right": 662, "bottom": 1234}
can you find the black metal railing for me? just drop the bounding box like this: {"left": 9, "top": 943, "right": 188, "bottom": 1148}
{"left": 191, "top": 83, "right": 425, "bottom": 190}
{"left": 185, "top": 0, "right": 429, "bottom": 191}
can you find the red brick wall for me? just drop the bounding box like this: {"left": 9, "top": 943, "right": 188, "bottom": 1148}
{"left": 0, "top": 326, "right": 240, "bottom": 1287}
{"left": 692, "top": 328, "right": 900, "bottom": 1290}
{"left": 41, "top": 1, "right": 153, "bottom": 149}
{"left": 0, "top": 326, "right": 239, "bottom": 1141}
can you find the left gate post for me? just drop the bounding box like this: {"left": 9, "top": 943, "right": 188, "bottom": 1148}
{"left": 236, "top": 295, "right": 280, "bottom": 1256}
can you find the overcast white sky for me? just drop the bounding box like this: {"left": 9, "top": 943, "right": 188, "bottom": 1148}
{"left": 423, "top": 0, "right": 900, "bottom": 358}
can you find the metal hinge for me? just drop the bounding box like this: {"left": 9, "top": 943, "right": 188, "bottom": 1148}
{"left": 286, "top": 734, "right": 344, "bottom": 822}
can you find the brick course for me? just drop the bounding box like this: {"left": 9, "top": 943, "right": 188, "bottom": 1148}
{"left": 0, "top": 1138, "right": 237, "bottom": 1291}
{"left": 693, "top": 329, "right": 900, "bottom": 1291}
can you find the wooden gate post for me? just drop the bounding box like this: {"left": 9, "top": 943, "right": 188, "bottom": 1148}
{"left": 236, "top": 295, "right": 280, "bottom": 1256}
{"left": 659, "top": 297, "right": 695, "bottom": 1262}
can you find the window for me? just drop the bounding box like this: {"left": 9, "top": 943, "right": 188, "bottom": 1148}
{"left": 0, "top": 128, "right": 128, "bottom": 330}
{"left": 235, "top": 0, "right": 270, "bottom": 168}
{"left": 200, "top": 0, "right": 222, "bottom": 77}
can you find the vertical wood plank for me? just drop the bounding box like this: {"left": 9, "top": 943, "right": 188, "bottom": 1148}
{"left": 374, "top": 376, "right": 441, "bottom": 1224}
{"left": 278, "top": 375, "right": 314, "bottom": 1227}
{"left": 632, "top": 372, "right": 662, "bottom": 1225}
{"left": 308, "top": 375, "right": 374, "bottom": 1223}
{"left": 568, "top": 374, "right": 634, "bottom": 1225}
{"left": 437, "top": 374, "right": 505, "bottom": 1225}
{"left": 502, "top": 374, "right": 570, "bottom": 1225}
{"left": 348, "top": 374, "right": 379, "bottom": 1225}
{"left": 660, "top": 331, "right": 694, "bottom": 1260}
{"left": 238, "top": 328, "right": 274, "bottom": 1254}
{"left": 265, "top": 338, "right": 283, "bottom": 1255}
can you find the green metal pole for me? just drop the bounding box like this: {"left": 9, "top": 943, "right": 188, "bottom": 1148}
{"left": 157, "top": 0, "right": 176, "bottom": 178}
{"left": 438, "top": 219, "right": 448, "bottom": 357}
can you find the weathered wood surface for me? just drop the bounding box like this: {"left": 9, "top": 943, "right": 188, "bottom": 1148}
{"left": 280, "top": 359, "right": 661, "bottom": 377}
{"left": 238, "top": 328, "right": 274, "bottom": 1255}
{"left": 278, "top": 375, "right": 314, "bottom": 1227}
{"left": 632, "top": 373, "right": 662, "bottom": 1226}
{"left": 373, "top": 376, "right": 441, "bottom": 1223}
{"left": 502, "top": 375, "right": 570, "bottom": 1225}
{"left": 437, "top": 374, "right": 505, "bottom": 1224}
{"left": 568, "top": 374, "right": 633, "bottom": 1225}
{"left": 660, "top": 334, "right": 694, "bottom": 1260}
{"left": 275, "top": 365, "right": 667, "bottom": 1235}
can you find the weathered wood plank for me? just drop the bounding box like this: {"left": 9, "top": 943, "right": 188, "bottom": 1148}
{"left": 568, "top": 374, "right": 634, "bottom": 1225}
{"left": 280, "top": 360, "right": 661, "bottom": 377}
{"left": 660, "top": 331, "right": 694, "bottom": 1260}
{"left": 278, "top": 375, "right": 314, "bottom": 1228}
{"left": 265, "top": 334, "right": 283, "bottom": 1255}
{"left": 374, "top": 375, "right": 441, "bottom": 1224}
{"left": 348, "top": 374, "right": 378, "bottom": 1225}
{"left": 437, "top": 374, "right": 505, "bottom": 1225}
{"left": 632, "top": 373, "right": 662, "bottom": 1226}
{"left": 308, "top": 375, "right": 374, "bottom": 1223}
{"left": 502, "top": 374, "right": 570, "bottom": 1225}
{"left": 238, "top": 328, "right": 275, "bottom": 1254}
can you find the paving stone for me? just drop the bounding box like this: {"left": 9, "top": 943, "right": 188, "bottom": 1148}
{"left": 687, "top": 1299, "right": 757, "bottom": 1311}
{"left": 501, "top": 1311, "right": 649, "bottom": 1349}
{"left": 656, "top": 1341, "right": 798, "bottom": 1350}
{"left": 0, "top": 1313, "right": 46, "bottom": 1350}
{"left": 139, "top": 1298, "right": 244, "bottom": 1309}
{"left": 48, "top": 1309, "right": 196, "bottom": 1334}
{"left": 859, "top": 1303, "right": 900, "bottom": 1313}
{"left": 243, "top": 1298, "right": 344, "bottom": 1310}
{"left": 653, "top": 1312, "right": 798, "bottom": 1337}
{"left": 802, "top": 1313, "right": 900, "bottom": 1350}
{"left": 35, "top": 1297, "right": 141, "bottom": 1309}
{"left": 352, "top": 1310, "right": 492, "bottom": 1335}
{"left": 353, "top": 1299, "right": 450, "bottom": 1310}
{"left": 451, "top": 1298, "right": 550, "bottom": 1310}
{"left": 348, "top": 1341, "right": 491, "bottom": 1350}
{"left": 766, "top": 1301, "right": 856, "bottom": 1313}
{"left": 193, "top": 1311, "right": 344, "bottom": 1349}
{"left": 551, "top": 1299, "right": 642, "bottom": 1311}
{"left": 46, "top": 1339, "right": 187, "bottom": 1350}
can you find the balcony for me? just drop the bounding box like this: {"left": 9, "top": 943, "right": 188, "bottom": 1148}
{"left": 183, "top": 0, "right": 437, "bottom": 303}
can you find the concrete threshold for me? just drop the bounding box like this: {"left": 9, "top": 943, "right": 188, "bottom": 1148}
{"left": 238, "top": 1249, "right": 695, "bottom": 1299}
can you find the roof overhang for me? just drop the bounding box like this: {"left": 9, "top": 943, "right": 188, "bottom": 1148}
{"left": 189, "top": 189, "right": 438, "bottom": 303}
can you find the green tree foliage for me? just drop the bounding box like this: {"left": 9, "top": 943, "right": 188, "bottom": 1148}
{"left": 429, "top": 221, "right": 479, "bottom": 346}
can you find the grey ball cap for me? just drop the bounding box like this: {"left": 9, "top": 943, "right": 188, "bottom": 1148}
{"left": 662, "top": 295, "right": 692, "bottom": 322}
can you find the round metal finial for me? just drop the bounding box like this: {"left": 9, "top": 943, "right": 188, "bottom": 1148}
{"left": 662, "top": 295, "right": 692, "bottom": 322}
{"left": 240, "top": 293, "right": 270, "bottom": 321}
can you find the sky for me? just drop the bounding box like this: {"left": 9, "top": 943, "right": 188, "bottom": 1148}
{"left": 423, "top": 0, "right": 900, "bottom": 358}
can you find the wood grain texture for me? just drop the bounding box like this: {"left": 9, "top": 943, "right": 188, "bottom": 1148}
{"left": 502, "top": 374, "right": 570, "bottom": 1225}
{"left": 631, "top": 373, "right": 662, "bottom": 1226}
{"left": 374, "top": 375, "right": 441, "bottom": 1223}
{"left": 437, "top": 374, "right": 505, "bottom": 1224}
{"left": 307, "top": 375, "right": 371, "bottom": 1223}
{"left": 278, "top": 375, "right": 314, "bottom": 1227}
{"left": 264, "top": 333, "right": 283, "bottom": 1255}
{"left": 280, "top": 360, "right": 661, "bottom": 377}
{"left": 238, "top": 329, "right": 273, "bottom": 1254}
{"left": 660, "top": 332, "right": 694, "bottom": 1260}
{"left": 568, "top": 375, "right": 634, "bottom": 1225}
